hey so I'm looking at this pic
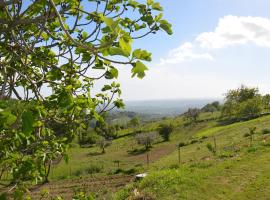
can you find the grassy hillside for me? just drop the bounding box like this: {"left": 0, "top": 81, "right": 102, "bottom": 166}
{"left": 115, "top": 115, "right": 270, "bottom": 200}
{"left": 27, "top": 112, "right": 270, "bottom": 199}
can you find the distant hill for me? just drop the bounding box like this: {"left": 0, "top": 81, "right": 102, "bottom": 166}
{"left": 122, "top": 99, "right": 221, "bottom": 116}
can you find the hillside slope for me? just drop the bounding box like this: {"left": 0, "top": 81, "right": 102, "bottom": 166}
{"left": 26, "top": 114, "right": 270, "bottom": 199}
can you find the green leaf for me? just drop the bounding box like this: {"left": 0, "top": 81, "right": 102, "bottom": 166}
{"left": 109, "top": 47, "right": 127, "bottom": 57}
{"left": 82, "top": 31, "right": 88, "bottom": 39}
{"left": 102, "top": 85, "right": 112, "bottom": 91}
{"left": 152, "top": 2, "right": 163, "bottom": 11}
{"left": 147, "top": 0, "right": 154, "bottom": 5}
{"left": 155, "top": 13, "right": 163, "bottom": 21}
{"left": 105, "top": 67, "right": 118, "bottom": 79}
{"left": 131, "top": 61, "right": 148, "bottom": 78}
{"left": 119, "top": 34, "right": 132, "bottom": 56}
{"left": 159, "top": 20, "right": 173, "bottom": 35}
{"left": 132, "top": 49, "right": 152, "bottom": 61}
{"left": 22, "top": 110, "right": 34, "bottom": 136}
{"left": 47, "top": 67, "right": 63, "bottom": 81}
{"left": 128, "top": 0, "right": 139, "bottom": 8}
{"left": 114, "top": 99, "right": 125, "bottom": 108}
{"left": 41, "top": 32, "right": 49, "bottom": 41}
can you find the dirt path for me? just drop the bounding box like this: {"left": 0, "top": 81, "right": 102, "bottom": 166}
{"left": 30, "top": 175, "right": 133, "bottom": 199}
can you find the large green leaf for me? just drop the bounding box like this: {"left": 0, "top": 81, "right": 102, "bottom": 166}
{"left": 160, "top": 20, "right": 173, "bottom": 35}
{"left": 22, "top": 110, "right": 34, "bottom": 136}
{"left": 132, "top": 49, "right": 152, "bottom": 61}
{"left": 131, "top": 61, "right": 148, "bottom": 79}
{"left": 119, "top": 34, "right": 133, "bottom": 56}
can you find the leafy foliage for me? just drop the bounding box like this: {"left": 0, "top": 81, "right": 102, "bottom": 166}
{"left": 135, "top": 132, "right": 158, "bottom": 150}
{"left": 158, "top": 124, "right": 174, "bottom": 141}
{"left": 222, "top": 85, "right": 265, "bottom": 120}
{"left": 184, "top": 108, "right": 201, "bottom": 123}
{"left": 0, "top": 0, "right": 172, "bottom": 191}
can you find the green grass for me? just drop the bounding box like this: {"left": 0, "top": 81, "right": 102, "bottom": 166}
{"left": 41, "top": 112, "right": 270, "bottom": 199}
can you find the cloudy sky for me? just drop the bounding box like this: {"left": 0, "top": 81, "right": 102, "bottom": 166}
{"left": 115, "top": 0, "right": 270, "bottom": 101}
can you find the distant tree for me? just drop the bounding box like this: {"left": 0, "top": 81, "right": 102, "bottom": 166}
{"left": 237, "top": 97, "right": 263, "bottom": 118}
{"left": 201, "top": 101, "right": 221, "bottom": 113}
{"left": 78, "top": 130, "right": 99, "bottom": 146}
{"left": 225, "top": 85, "right": 259, "bottom": 103}
{"left": 128, "top": 116, "right": 141, "bottom": 127}
{"left": 222, "top": 85, "right": 263, "bottom": 119}
{"left": 184, "top": 108, "right": 201, "bottom": 123}
{"left": 262, "top": 94, "right": 270, "bottom": 110}
{"left": 97, "top": 137, "right": 112, "bottom": 154}
{"left": 95, "top": 120, "right": 118, "bottom": 139}
{"left": 158, "top": 124, "right": 174, "bottom": 141}
{"left": 135, "top": 132, "right": 158, "bottom": 150}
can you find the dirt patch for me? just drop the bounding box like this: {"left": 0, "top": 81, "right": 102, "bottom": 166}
{"left": 127, "top": 143, "right": 176, "bottom": 164}
{"left": 29, "top": 175, "right": 133, "bottom": 199}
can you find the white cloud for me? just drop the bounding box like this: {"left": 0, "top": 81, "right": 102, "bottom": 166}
{"left": 160, "top": 42, "right": 213, "bottom": 65}
{"left": 160, "top": 15, "right": 270, "bottom": 65}
{"left": 196, "top": 15, "right": 270, "bottom": 49}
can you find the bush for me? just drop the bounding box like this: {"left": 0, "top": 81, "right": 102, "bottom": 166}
{"left": 243, "top": 133, "right": 250, "bottom": 137}
{"left": 178, "top": 142, "right": 186, "bottom": 147}
{"left": 206, "top": 143, "right": 216, "bottom": 154}
{"left": 85, "top": 164, "right": 103, "bottom": 174}
{"left": 96, "top": 137, "right": 112, "bottom": 153}
{"left": 78, "top": 130, "right": 99, "bottom": 146}
{"left": 190, "top": 162, "right": 212, "bottom": 169}
{"left": 261, "top": 128, "right": 270, "bottom": 135}
{"left": 190, "top": 139, "right": 199, "bottom": 144}
{"left": 135, "top": 132, "right": 158, "bottom": 150}
{"left": 114, "top": 168, "right": 137, "bottom": 175}
{"left": 247, "top": 146, "right": 258, "bottom": 153}
{"left": 158, "top": 124, "right": 174, "bottom": 141}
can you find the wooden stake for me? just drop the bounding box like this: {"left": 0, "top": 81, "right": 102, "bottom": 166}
{"left": 178, "top": 146, "right": 181, "bottom": 167}
{"left": 147, "top": 153, "right": 149, "bottom": 166}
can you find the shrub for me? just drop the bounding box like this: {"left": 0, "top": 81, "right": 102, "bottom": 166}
{"left": 78, "top": 130, "right": 99, "bottom": 146}
{"left": 206, "top": 143, "right": 216, "bottom": 154}
{"left": 243, "top": 133, "right": 250, "bottom": 137}
{"left": 135, "top": 132, "right": 158, "bottom": 150}
{"left": 261, "top": 128, "right": 270, "bottom": 135}
{"left": 158, "top": 124, "right": 174, "bottom": 141}
{"left": 247, "top": 146, "right": 258, "bottom": 153}
{"left": 85, "top": 164, "right": 103, "bottom": 174}
{"left": 96, "top": 137, "right": 112, "bottom": 153}
{"left": 190, "top": 139, "right": 199, "bottom": 144}
{"left": 114, "top": 168, "right": 137, "bottom": 175}
{"left": 190, "top": 162, "right": 212, "bottom": 169}
{"left": 178, "top": 142, "right": 186, "bottom": 147}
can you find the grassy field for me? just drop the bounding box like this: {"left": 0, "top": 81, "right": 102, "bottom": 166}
{"left": 26, "top": 112, "right": 270, "bottom": 199}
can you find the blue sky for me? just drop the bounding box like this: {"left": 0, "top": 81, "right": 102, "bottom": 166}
{"left": 117, "top": 0, "right": 270, "bottom": 100}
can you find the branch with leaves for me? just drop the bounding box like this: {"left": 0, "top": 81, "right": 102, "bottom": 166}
{"left": 0, "top": 0, "right": 172, "bottom": 194}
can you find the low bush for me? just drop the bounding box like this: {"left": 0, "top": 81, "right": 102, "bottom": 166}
{"left": 261, "top": 128, "right": 270, "bottom": 135}
{"left": 247, "top": 146, "right": 258, "bottom": 153}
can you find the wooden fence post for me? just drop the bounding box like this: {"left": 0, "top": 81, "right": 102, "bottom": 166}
{"left": 178, "top": 146, "right": 181, "bottom": 167}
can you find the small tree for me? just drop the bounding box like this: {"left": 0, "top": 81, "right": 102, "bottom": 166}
{"left": 247, "top": 127, "right": 257, "bottom": 146}
{"left": 206, "top": 143, "right": 216, "bottom": 155}
{"left": 135, "top": 132, "right": 158, "bottom": 150}
{"left": 97, "top": 137, "right": 112, "bottom": 154}
{"left": 159, "top": 124, "right": 174, "bottom": 141}
{"left": 128, "top": 116, "right": 141, "bottom": 127}
{"left": 184, "top": 108, "right": 200, "bottom": 123}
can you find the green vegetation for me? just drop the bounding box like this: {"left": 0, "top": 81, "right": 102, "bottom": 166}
{"left": 1, "top": 0, "right": 270, "bottom": 198}
{"left": 0, "top": 0, "right": 172, "bottom": 196}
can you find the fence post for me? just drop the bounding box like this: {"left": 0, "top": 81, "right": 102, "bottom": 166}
{"left": 178, "top": 146, "right": 181, "bottom": 167}
{"left": 147, "top": 153, "right": 149, "bottom": 167}
{"left": 213, "top": 136, "right": 217, "bottom": 154}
